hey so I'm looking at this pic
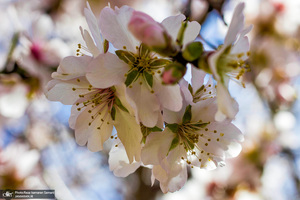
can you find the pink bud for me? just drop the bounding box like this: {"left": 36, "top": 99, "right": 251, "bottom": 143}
{"left": 162, "top": 69, "right": 177, "bottom": 84}
{"left": 128, "top": 11, "right": 167, "bottom": 48}
{"left": 161, "top": 63, "right": 187, "bottom": 84}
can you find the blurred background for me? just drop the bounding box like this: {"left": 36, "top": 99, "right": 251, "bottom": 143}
{"left": 0, "top": 0, "right": 300, "bottom": 199}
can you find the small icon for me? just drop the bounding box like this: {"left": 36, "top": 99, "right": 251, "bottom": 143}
{"left": 3, "top": 190, "right": 14, "bottom": 198}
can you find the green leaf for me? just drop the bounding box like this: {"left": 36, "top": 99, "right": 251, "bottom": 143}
{"left": 182, "top": 105, "right": 192, "bottom": 124}
{"left": 150, "top": 126, "right": 163, "bottom": 132}
{"left": 143, "top": 71, "right": 153, "bottom": 88}
{"left": 110, "top": 106, "right": 116, "bottom": 120}
{"left": 125, "top": 70, "right": 139, "bottom": 87}
{"left": 182, "top": 42, "right": 203, "bottom": 61}
{"left": 166, "top": 123, "right": 179, "bottom": 133}
{"left": 188, "top": 84, "right": 193, "bottom": 95}
{"left": 176, "top": 21, "right": 188, "bottom": 47}
{"left": 149, "top": 59, "right": 171, "bottom": 67}
{"left": 168, "top": 135, "right": 179, "bottom": 154}
{"left": 141, "top": 126, "right": 163, "bottom": 144}
{"left": 115, "top": 50, "right": 136, "bottom": 64}
{"left": 114, "top": 97, "right": 129, "bottom": 113}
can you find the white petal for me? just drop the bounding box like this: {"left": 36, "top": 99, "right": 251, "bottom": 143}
{"left": 80, "top": 27, "right": 101, "bottom": 57}
{"left": 179, "top": 79, "right": 193, "bottom": 104}
{"left": 191, "top": 98, "right": 218, "bottom": 123}
{"left": 208, "top": 49, "right": 223, "bottom": 81}
{"left": 108, "top": 144, "right": 141, "bottom": 177}
{"left": 45, "top": 77, "right": 90, "bottom": 105}
{"left": 153, "top": 164, "right": 187, "bottom": 193}
{"left": 182, "top": 21, "right": 201, "bottom": 47}
{"left": 114, "top": 108, "right": 143, "bottom": 163}
{"left": 224, "top": 141, "right": 242, "bottom": 158}
{"left": 163, "top": 96, "right": 191, "bottom": 124}
{"left": 191, "top": 67, "right": 206, "bottom": 91}
{"left": 153, "top": 75, "right": 182, "bottom": 112}
{"left": 231, "top": 26, "right": 252, "bottom": 55}
{"left": 224, "top": 3, "right": 245, "bottom": 46}
{"left": 215, "top": 82, "right": 238, "bottom": 120}
{"left": 86, "top": 53, "right": 128, "bottom": 88}
{"left": 69, "top": 104, "right": 80, "bottom": 129}
{"left": 84, "top": 2, "right": 103, "bottom": 52}
{"left": 208, "top": 122, "right": 244, "bottom": 142}
{"left": 141, "top": 129, "right": 175, "bottom": 165}
{"left": 126, "top": 78, "right": 160, "bottom": 127}
{"left": 161, "top": 14, "right": 186, "bottom": 42}
{"left": 75, "top": 105, "right": 113, "bottom": 151}
{"left": 99, "top": 6, "right": 139, "bottom": 52}
{"left": 52, "top": 56, "right": 92, "bottom": 80}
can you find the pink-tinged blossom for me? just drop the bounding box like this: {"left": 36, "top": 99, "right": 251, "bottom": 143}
{"left": 208, "top": 3, "right": 252, "bottom": 121}
{"left": 87, "top": 6, "right": 200, "bottom": 127}
{"left": 45, "top": 3, "right": 142, "bottom": 163}
{"left": 141, "top": 80, "right": 243, "bottom": 192}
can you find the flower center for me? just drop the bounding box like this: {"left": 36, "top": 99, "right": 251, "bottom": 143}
{"left": 217, "top": 46, "right": 250, "bottom": 87}
{"left": 178, "top": 121, "right": 209, "bottom": 151}
{"left": 117, "top": 44, "right": 171, "bottom": 88}
{"left": 72, "top": 83, "right": 116, "bottom": 128}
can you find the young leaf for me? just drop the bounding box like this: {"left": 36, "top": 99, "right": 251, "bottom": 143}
{"left": 143, "top": 71, "right": 153, "bottom": 88}
{"left": 115, "top": 50, "right": 136, "bottom": 64}
{"left": 166, "top": 123, "right": 179, "bottom": 133}
{"left": 168, "top": 135, "right": 179, "bottom": 154}
{"left": 125, "top": 70, "right": 139, "bottom": 87}
{"left": 114, "top": 97, "right": 129, "bottom": 113}
{"left": 150, "top": 126, "right": 163, "bottom": 132}
{"left": 111, "top": 106, "right": 116, "bottom": 120}
{"left": 182, "top": 105, "right": 192, "bottom": 124}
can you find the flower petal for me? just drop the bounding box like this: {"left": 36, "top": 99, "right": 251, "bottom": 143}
{"left": 74, "top": 104, "right": 113, "bottom": 151}
{"left": 153, "top": 164, "right": 187, "bottom": 193}
{"left": 86, "top": 53, "right": 128, "bottom": 88}
{"left": 224, "top": 3, "right": 245, "bottom": 46}
{"left": 161, "top": 14, "right": 185, "bottom": 42}
{"left": 215, "top": 82, "right": 238, "bottom": 121}
{"left": 153, "top": 75, "right": 182, "bottom": 112}
{"left": 182, "top": 21, "right": 201, "bottom": 47}
{"left": 126, "top": 78, "right": 160, "bottom": 127}
{"left": 179, "top": 79, "right": 193, "bottom": 104}
{"left": 45, "top": 77, "right": 90, "bottom": 105}
{"left": 52, "top": 56, "right": 92, "bottom": 80}
{"left": 84, "top": 2, "right": 103, "bottom": 52}
{"left": 99, "top": 6, "right": 139, "bottom": 52}
{"left": 141, "top": 129, "right": 175, "bottom": 165}
{"left": 191, "top": 98, "right": 217, "bottom": 123}
{"left": 108, "top": 144, "right": 141, "bottom": 177}
{"left": 80, "top": 27, "right": 101, "bottom": 57}
{"left": 191, "top": 67, "right": 206, "bottom": 91}
{"left": 114, "top": 108, "right": 143, "bottom": 163}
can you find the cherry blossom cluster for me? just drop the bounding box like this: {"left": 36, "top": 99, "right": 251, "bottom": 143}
{"left": 46, "top": 2, "right": 250, "bottom": 193}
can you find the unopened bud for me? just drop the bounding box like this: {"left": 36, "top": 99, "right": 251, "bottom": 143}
{"left": 182, "top": 42, "right": 203, "bottom": 61}
{"left": 128, "top": 11, "right": 172, "bottom": 50}
{"left": 161, "top": 62, "right": 186, "bottom": 84}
